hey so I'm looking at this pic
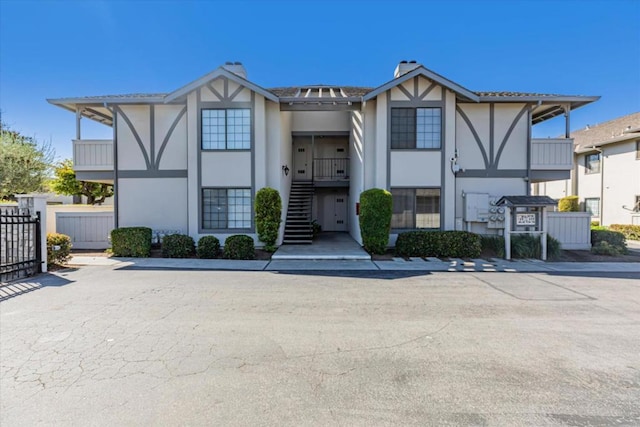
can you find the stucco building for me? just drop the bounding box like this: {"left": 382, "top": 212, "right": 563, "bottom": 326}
{"left": 48, "top": 61, "right": 598, "bottom": 246}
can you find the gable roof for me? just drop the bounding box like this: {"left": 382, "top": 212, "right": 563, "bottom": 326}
{"left": 362, "top": 65, "right": 479, "bottom": 102}
{"left": 496, "top": 195, "right": 557, "bottom": 206}
{"left": 571, "top": 112, "right": 640, "bottom": 153}
{"left": 164, "top": 67, "right": 279, "bottom": 103}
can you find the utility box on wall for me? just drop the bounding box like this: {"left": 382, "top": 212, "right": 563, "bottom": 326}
{"left": 463, "top": 193, "right": 490, "bottom": 222}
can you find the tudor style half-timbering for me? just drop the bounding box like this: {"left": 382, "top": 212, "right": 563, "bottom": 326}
{"left": 48, "top": 60, "right": 599, "bottom": 247}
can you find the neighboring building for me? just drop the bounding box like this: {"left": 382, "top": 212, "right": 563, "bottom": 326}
{"left": 48, "top": 61, "right": 598, "bottom": 246}
{"left": 534, "top": 112, "right": 640, "bottom": 225}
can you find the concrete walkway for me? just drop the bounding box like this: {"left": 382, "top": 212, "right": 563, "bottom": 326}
{"left": 271, "top": 232, "right": 371, "bottom": 260}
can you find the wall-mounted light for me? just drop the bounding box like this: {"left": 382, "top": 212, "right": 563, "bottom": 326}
{"left": 282, "top": 165, "right": 290, "bottom": 176}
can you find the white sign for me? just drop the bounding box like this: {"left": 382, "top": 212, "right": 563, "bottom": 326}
{"left": 516, "top": 213, "right": 537, "bottom": 226}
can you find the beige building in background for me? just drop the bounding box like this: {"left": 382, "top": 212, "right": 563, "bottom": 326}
{"left": 535, "top": 112, "right": 640, "bottom": 226}
{"left": 48, "top": 61, "right": 598, "bottom": 247}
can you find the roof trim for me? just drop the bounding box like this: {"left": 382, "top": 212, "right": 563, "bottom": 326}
{"left": 575, "top": 132, "right": 640, "bottom": 153}
{"left": 363, "top": 66, "right": 479, "bottom": 102}
{"left": 47, "top": 95, "right": 167, "bottom": 105}
{"left": 479, "top": 95, "right": 601, "bottom": 103}
{"left": 164, "top": 67, "right": 279, "bottom": 103}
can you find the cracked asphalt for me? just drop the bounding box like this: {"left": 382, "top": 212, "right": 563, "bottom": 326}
{"left": 1, "top": 266, "right": 639, "bottom": 426}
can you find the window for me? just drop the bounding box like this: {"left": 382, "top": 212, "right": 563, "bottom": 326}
{"left": 201, "top": 109, "right": 251, "bottom": 150}
{"left": 202, "top": 188, "right": 251, "bottom": 229}
{"left": 585, "top": 198, "right": 600, "bottom": 217}
{"left": 391, "top": 188, "right": 441, "bottom": 229}
{"left": 391, "top": 107, "right": 441, "bottom": 149}
{"left": 585, "top": 153, "right": 600, "bottom": 174}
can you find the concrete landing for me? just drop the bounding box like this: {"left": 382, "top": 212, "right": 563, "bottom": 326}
{"left": 271, "top": 232, "right": 371, "bottom": 260}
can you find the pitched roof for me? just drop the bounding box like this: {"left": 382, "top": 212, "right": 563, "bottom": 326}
{"left": 496, "top": 195, "right": 558, "bottom": 206}
{"left": 571, "top": 111, "right": 640, "bottom": 152}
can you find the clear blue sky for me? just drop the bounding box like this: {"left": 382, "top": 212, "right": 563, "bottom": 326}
{"left": 1, "top": 0, "right": 638, "bottom": 162}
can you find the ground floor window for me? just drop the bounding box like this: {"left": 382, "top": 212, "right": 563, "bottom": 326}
{"left": 391, "top": 188, "right": 441, "bottom": 229}
{"left": 585, "top": 197, "right": 600, "bottom": 217}
{"left": 202, "top": 188, "right": 251, "bottom": 229}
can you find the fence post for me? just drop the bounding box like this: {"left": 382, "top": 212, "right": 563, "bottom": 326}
{"left": 15, "top": 194, "right": 49, "bottom": 273}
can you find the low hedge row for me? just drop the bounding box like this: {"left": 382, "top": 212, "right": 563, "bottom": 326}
{"left": 111, "top": 227, "right": 152, "bottom": 257}
{"left": 609, "top": 224, "right": 640, "bottom": 241}
{"left": 396, "top": 230, "right": 482, "bottom": 258}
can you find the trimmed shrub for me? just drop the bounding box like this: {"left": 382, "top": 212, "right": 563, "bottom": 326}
{"left": 111, "top": 227, "right": 152, "bottom": 257}
{"left": 558, "top": 195, "right": 579, "bottom": 212}
{"left": 223, "top": 235, "right": 255, "bottom": 260}
{"left": 47, "top": 233, "right": 72, "bottom": 266}
{"left": 591, "top": 229, "right": 627, "bottom": 254}
{"left": 395, "top": 230, "right": 482, "bottom": 258}
{"left": 592, "top": 241, "right": 624, "bottom": 256}
{"left": 197, "top": 235, "right": 220, "bottom": 259}
{"left": 255, "top": 187, "right": 282, "bottom": 252}
{"left": 609, "top": 224, "right": 640, "bottom": 241}
{"left": 590, "top": 221, "right": 600, "bottom": 227}
{"left": 359, "top": 188, "right": 392, "bottom": 254}
{"left": 162, "top": 234, "right": 195, "bottom": 258}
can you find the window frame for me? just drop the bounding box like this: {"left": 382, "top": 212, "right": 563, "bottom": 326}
{"left": 584, "top": 197, "right": 601, "bottom": 217}
{"left": 584, "top": 152, "right": 601, "bottom": 174}
{"left": 390, "top": 187, "right": 442, "bottom": 231}
{"left": 201, "top": 108, "right": 252, "bottom": 151}
{"left": 201, "top": 187, "right": 253, "bottom": 232}
{"left": 390, "top": 107, "right": 442, "bottom": 150}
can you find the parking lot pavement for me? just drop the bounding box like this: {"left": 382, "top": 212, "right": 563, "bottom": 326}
{"left": 1, "top": 266, "right": 639, "bottom": 426}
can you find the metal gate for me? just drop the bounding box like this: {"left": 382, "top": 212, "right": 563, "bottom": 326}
{"left": 1, "top": 207, "right": 42, "bottom": 283}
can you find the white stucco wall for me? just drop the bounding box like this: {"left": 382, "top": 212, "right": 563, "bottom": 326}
{"left": 117, "top": 105, "right": 151, "bottom": 170}
{"left": 154, "top": 105, "right": 188, "bottom": 170}
{"left": 350, "top": 111, "right": 365, "bottom": 244}
{"left": 390, "top": 151, "right": 441, "bottom": 186}
{"left": 200, "top": 152, "right": 252, "bottom": 187}
{"left": 456, "top": 104, "right": 490, "bottom": 170}
{"left": 291, "top": 111, "right": 350, "bottom": 132}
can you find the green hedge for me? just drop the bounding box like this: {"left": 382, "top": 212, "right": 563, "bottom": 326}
{"left": 111, "top": 227, "right": 152, "bottom": 257}
{"left": 255, "top": 187, "right": 282, "bottom": 252}
{"left": 359, "top": 188, "right": 392, "bottom": 254}
{"left": 558, "top": 196, "right": 579, "bottom": 212}
{"left": 47, "top": 233, "right": 72, "bottom": 266}
{"left": 223, "top": 235, "right": 255, "bottom": 260}
{"left": 396, "top": 231, "right": 482, "bottom": 258}
{"left": 197, "top": 235, "right": 220, "bottom": 259}
{"left": 162, "top": 234, "right": 195, "bottom": 258}
{"left": 591, "top": 229, "right": 627, "bottom": 254}
{"left": 609, "top": 224, "right": 640, "bottom": 241}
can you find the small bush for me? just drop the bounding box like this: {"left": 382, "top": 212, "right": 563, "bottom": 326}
{"left": 609, "top": 224, "right": 640, "bottom": 241}
{"left": 547, "top": 235, "right": 561, "bottom": 260}
{"left": 591, "top": 241, "right": 624, "bottom": 256}
{"left": 591, "top": 229, "right": 627, "bottom": 254}
{"left": 558, "top": 195, "right": 579, "bottom": 212}
{"left": 395, "top": 230, "right": 482, "bottom": 258}
{"left": 255, "top": 187, "right": 282, "bottom": 252}
{"left": 197, "top": 235, "right": 220, "bottom": 259}
{"left": 162, "top": 234, "right": 195, "bottom": 258}
{"left": 359, "top": 189, "right": 392, "bottom": 254}
{"left": 223, "top": 235, "right": 255, "bottom": 260}
{"left": 111, "top": 227, "right": 152, "bottom": 257}
{"left": 47, "top": 233, "right": 72, "bottom": 266}
{"left": 591, "top": 225, "right": 607, "bottom": 231}
{"left": 590, "top": 221, "right": 600, "bottom": 227}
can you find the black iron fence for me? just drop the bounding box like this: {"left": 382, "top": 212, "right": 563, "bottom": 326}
{"left": 1, "top": 207, "right": 41, "bottom": 283}
{"left": 313, "top": 158, "right": 349, "bottom": 181}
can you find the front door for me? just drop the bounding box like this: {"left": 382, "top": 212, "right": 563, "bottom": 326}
{"left": 293, "top": 139, "right": 312, "bottom": 181}
{"left": 322, "top": 193, "right": 348, "bottom": 231}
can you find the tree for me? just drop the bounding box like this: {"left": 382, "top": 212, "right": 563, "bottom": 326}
{"left": 51, "top": 159, "right": 114, "bottom": 205}
{"left": 0, "top": 121, "right": 54, "bottom": 199}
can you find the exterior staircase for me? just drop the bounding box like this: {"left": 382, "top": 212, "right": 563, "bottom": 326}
{"left": 283, "top": 181, "right": 314, "bottom": 244}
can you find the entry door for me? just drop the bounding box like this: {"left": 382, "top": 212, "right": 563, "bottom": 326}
{"left": 293, "top": 140, "right": 312, "bottom": 181}
{"left": 323, "top": 193, "right": 348, "bottom": 231}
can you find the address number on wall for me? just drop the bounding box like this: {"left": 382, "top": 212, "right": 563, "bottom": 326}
{"left": 516, "top": 213, "right": 537, "bottom": 226}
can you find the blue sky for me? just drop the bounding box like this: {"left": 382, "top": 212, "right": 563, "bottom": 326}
{"left": 1, "top": 0, "right": 638, "bottom": 161}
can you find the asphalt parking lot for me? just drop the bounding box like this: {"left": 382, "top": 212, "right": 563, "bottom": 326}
{"left": 1, "top": 266, "right": 639, "bottom": 426}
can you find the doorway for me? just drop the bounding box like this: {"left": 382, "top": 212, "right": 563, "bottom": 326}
{"left": 293, "top": 137, "right": 312, "bottom": 181}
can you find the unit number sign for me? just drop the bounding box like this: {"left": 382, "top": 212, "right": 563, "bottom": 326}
{"left": 516, "top": 213, "right": 537, "bottom": 226}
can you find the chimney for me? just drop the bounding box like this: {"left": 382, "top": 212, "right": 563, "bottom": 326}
{"left": 222, "top": 61, "right": 247, "bottom": 79}
{"left": 394, "top": 60, "right": 421, "bottom": 78}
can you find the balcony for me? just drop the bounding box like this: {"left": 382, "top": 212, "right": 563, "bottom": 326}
{"left": 312, "top": 158, "right": 349, "bottom": 186}
{"left": 72, "top": 139, "right": 113, "bottom": 183}
{"left": 530, "top": 138, "right": 574, "bottom": 182}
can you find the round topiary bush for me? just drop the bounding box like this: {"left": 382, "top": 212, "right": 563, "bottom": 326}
{"left": 161, "top": 234, "right": 195, "bottom": 258}
{"left": 197, "top": 235, "right": 220, "bottom": 259}
{"left": 359, "top": 188, "right": 392, "bottom": 254}
{"left": 223, "top": 235, "right": 255, "bottom": 260}
{"left": 47, "top": 233, "right": 72, "bottom": 266}
{"left": 255, "top": 187, "right": 282, "bottom": 252}
{"left": 558, "top": 195, "right": 579, "bottom": 212}
{"left": 110, "top": 227, "right": 152, "bottom": 257}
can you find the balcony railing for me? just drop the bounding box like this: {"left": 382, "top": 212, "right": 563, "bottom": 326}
{"left": 531, "top": 138, "right": 573, "bottom": 170}
{"left": 73, "top": 139, "right": 113, "bottom": 171}
{"left": 313, "top": 158, "right": 349, "bottom": 181}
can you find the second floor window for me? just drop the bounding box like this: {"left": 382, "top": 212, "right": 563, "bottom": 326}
{"left": 585, "top": 153, "right": 600, "bottom": 174}
{"left": 202, "top": 108, "right": 251, "bottom": 150}
{"left": 391, "top": 107, "right": 441, "bottom": 149}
